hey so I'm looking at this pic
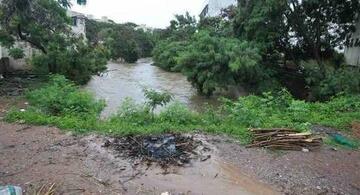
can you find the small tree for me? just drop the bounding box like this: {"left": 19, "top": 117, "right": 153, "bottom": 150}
{"left": 143, "top": 88, "right": 173, "bottom": 113}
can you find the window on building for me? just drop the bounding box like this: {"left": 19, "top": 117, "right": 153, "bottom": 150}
{"left": 72, "top": 17, "right": 77, "bottom": 26}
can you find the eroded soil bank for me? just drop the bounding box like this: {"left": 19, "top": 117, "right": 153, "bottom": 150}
{"left": 1, "top": 122, "right": 360, "bottom": 195}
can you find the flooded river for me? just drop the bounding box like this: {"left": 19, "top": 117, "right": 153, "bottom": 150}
{"left": 86, "top": 58, "right": 219, "bottom": 117}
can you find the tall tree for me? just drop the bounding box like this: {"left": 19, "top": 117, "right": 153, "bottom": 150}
{"left": 285, "top": 0, "right": 359, "bottom": 63}
{"left": 0, "top": 0, "right": 108, "bottom": 85}
{"left": 233, "top": 0, "right": 360, "bottom": 66}
{"left": 0, "top": 0, "right": 87, "bottom": 53}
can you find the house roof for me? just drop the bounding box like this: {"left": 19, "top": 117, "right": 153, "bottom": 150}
{"left": 68, "top": 11, "right": 87, "bottom": 19}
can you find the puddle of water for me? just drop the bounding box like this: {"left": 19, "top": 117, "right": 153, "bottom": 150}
{"left": 85, "top": 58, "right": 222, "bottom": 117}
{"left": 133, "top": 158, "right": 279, "bottom": 195}
{"left": 85, "top": 135, "right": 279, "bottom": 195}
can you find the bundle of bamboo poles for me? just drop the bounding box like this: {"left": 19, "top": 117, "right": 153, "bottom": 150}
{"left": 247, "top": 128, "right": 322, "bottom": 151}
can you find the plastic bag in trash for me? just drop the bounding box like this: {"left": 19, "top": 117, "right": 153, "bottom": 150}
{"left": 0, "top": 186, "right": 22, "bottom": 195}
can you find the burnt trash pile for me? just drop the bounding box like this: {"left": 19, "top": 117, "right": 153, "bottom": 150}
{"left": 103, "top": 134, "right": 210, "bottom": 167}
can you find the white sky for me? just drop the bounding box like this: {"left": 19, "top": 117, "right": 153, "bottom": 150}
{"left": 71, "top": 0, "right": 206, "bottom": 28}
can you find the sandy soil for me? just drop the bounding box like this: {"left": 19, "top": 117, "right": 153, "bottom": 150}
{"left": 1, "top": 121, "right": 360, "bottom": 195}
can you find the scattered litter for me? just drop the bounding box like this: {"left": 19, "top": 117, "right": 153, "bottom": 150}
{"left": 0, "top": 186, "right": 22, "bottom": 195}
{"left": 103, "top": 134, "right": 209, "bottom": 167}
{"left": 20, "top": 109, "right": 26, "bottom": 112}
{"left": 161, "top": 192, "right": 170, "bottom": 195}
{"left": 247, "top": 128, "right": 322, "bottom": 151}
{"left": 302, "top": 148, "right": 310, "bottom": 153}
{"left": 28, "top": 183, "right": 56, "bottom": 195}
{"left": 331, "top": 147, "right": 338, "bottom": 151}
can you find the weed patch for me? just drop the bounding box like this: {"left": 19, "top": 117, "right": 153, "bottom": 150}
{"left": 5, "top": 76, "right": 360, "bottom": 144}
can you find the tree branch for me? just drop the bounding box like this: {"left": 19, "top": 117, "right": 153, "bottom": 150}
{"left": 17, "top": 24, "right": 47, "bottom": 54}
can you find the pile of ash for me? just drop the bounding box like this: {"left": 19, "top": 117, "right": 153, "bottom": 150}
{"left": 103, "top": 134, "right": 210, "bottom": 167}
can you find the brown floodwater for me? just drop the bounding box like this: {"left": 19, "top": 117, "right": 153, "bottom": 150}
{"left": 85, "top": 58, "right": 221, "bottom": 117}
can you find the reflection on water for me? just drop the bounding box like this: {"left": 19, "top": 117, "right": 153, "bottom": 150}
{"left": 85, "top": 58, "right": 219, "bottom": 117}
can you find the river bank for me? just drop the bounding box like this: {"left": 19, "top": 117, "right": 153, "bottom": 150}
{"left": 1, "top": 120, "right": 360, "bottom": 195}
{"left": 1, "top": 60, "right": 360, "bottom": 194}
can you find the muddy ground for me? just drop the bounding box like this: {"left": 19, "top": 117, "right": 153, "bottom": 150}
{"left": 1, "top": 120, "right": 360, "bottom": 195}
{"left": 1, "top": 95, "right": 360, "bottom": 195}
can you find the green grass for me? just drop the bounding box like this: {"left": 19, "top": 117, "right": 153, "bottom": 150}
{"left": 4, "top": 75, "right": 360, "bottom": 145}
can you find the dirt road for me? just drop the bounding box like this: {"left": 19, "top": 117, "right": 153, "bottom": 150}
{"left": 1, "top": 121, "right": 360, "bottom": 195}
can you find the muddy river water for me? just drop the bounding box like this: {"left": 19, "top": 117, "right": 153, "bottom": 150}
{"left": 85, "top": 58, "right": 220, "bottom": 117}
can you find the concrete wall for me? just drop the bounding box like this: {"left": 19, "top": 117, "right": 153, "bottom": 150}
{"left": 0, "top": 42, "right": 34, "bottom": 71}
{"left": 345, "top": 21, "right": 360, "bottom": 66}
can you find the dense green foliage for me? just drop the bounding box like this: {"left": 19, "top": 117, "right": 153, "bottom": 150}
{"left": 31, "top": 37, "right": 108, "bottom": 84}
{"left": 5, "top": 77, "right": 360, "bottom": 144}
{"left": 0, "top": 0, "right": 107, "bottom": 84}
{"left": 177, "top": 31, "right": 277, "bottom": 95}
{"left": 26, "top": 75, "right": 105, "bottom": 116}
{"left": 143, "top": 88, "right": 173, "bottom": 112}
{"left": 152, "top": 40, "right": 187, "bottom": 71}
{"left": 0, "top": 0, "right": 70, "bottom": 53}
{"left": 153, "top": 17, "right": 278, "bottom": 95}
{"left": 301, "top": 60, "right": 360, "bottom": 100}
{"left": 234, "top": 0, "right": 359, "bottom": 63}
{"left": 153, "top": 1, "right": 360, "bottom": 101}
{"left": 8, "top": 48, "right": 25, "bottom": 59}
{"left": 86, "top": 20, "right": 155, "bottom": 63}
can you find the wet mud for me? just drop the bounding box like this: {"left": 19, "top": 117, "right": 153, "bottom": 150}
{"left": 1, "top": 122, "right": 360, "bottom": 194}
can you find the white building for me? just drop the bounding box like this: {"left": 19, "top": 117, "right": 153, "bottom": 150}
{"left": 200, "top": 0, "right": 237, "bottom": 17}
{"left": 68, "top": 10, "right": 87, "bottom": 38}
{"left": 345, "top": 21, "right": 360, "bottom": 66}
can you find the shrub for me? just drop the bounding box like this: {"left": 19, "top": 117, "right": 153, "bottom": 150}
{"left": 118, "top": 40, "right": 140, "bottom": 63}
{"left": 159, "top": 101, "right": 199, "bottom": 125}
{"left": 143, "top": 88, "right": 173, "bottom": 112}
{"left": 152, "top": 40, "right": 187, "bottom": 71}
{"left": 177, "top": 31, "right": 275, "bottom": 96}
{"left": 31, "top": 38, "right": 108, "bottom": 85}
{"left": 114, "top": 97, "right": 152, "bottom": 124}
{"left": 5, "top": 79, "right": 360, "bottom": 144}
{"left": 301, "top": 60, "right": 360, "bottom": 100}
{"left": 8, "top": 47, "right": 25, "bottom": 59}
{"left": 26, "top": 75, "right": 105, "bottom": 117}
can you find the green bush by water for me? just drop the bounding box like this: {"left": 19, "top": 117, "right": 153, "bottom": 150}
{"left": 25, "top": 75, "right": 105, "bottom": 117}
{"left": 5, "top": 76, "right": 360, "bottom": 144}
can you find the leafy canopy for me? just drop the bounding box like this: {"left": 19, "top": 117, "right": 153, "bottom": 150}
{"left": 86, "top": 19, "right": 155, "bottom": 63}
{"left": 0, "top": 0, "right": 108, "bottom": 84}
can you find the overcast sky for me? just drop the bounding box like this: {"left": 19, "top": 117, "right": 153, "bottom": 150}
{"left": 71, "top": 0, "right": 206, "bottom": 28}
